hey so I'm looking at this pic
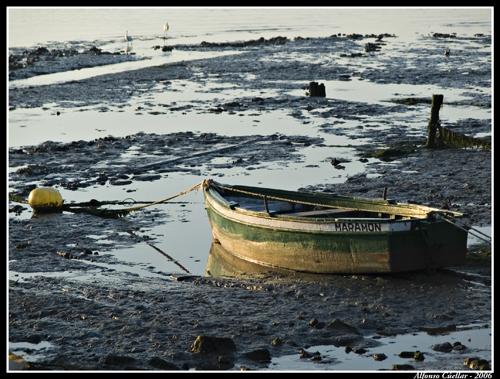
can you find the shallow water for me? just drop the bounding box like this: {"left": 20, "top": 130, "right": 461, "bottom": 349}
{"left": 8, "top": 8, "right": 491, "bottom": 49}
{"left": 269, "top": 324, "right": 491, "bottom": 371}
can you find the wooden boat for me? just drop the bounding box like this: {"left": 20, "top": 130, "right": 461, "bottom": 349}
{"left": 202, "top": 179, "right": 467, "bottom": 274}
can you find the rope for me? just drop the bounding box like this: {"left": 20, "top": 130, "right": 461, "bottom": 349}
{"left": 10, "top": 182, "right": 203, "bottom": 219}
{"left": 117, "top": 181, "right": 203, "bottom": 213}
{"left": 74, "top": 181, "right": 203, "bottom": 218}
{"left": 439, "top": 214, "right": 491, "bottom": 245}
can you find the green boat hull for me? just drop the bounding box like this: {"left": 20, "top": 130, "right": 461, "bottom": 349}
{"left": 203, "top": 181, "right": 467, "bottom": 274}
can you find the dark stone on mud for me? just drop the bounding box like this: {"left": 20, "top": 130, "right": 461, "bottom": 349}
{"left": 392, "top": 364, "right": 415, "bottom": 370}
{"left": 190, "top": 335, "right": 236, "bottom": 355}
{"left": 372, "top": 353, "right": 387, "bottom": 361}
{"left": 345, "top": 346, "right": 353, "bottom": 353}
{"left": 354, "top": 348, "right": 367, "bottom": 355}
{"left": 340, "top": 52, "right": 364, "bottom": 58}
{"left": 452, "top": 342, "right": 467, "bottom": 351}
{"left": 148, "top": 357, "right": 179, "bottom": 370}
{"left": 10, "top": 205, "right": 26, "bottom": 215}
{"left": 465, "top": 358, "right": 490, "bottom": 370}
{"left": 243, "top": 348, "right": 271, "bottom": 363}
{"left": 414, "top": 351, "right": 425, "bottom": 361}
{"left": 271, "top": 337, "right": 284, "bottom": 346}
{"left": 56, "top": 251, "right": 73, "bottom": 259}
{"left": 432, "top": 342, "right": 454, "bottom": 353}
{"left": 432, "top": 32, "right": 457, "bottom": 38}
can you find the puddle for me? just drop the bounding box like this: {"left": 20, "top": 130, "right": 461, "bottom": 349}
{"left": 268, "top": 324, "right": 491, "bottom": 371}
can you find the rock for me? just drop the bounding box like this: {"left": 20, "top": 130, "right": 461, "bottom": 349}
{"left": 345, "top": 346, "right": 353, "bottom": 353}
{"left": 432, "top": 342, "right": 453, "bottom": 353}
{"left": 299, "top": 348, "right": 321, "bottom": 361}
{"left": 463, "top": 357, "right": 480, "bottom": 366}
{"left": 309, "top": 318, "right": 319, "bottom": 327}
{"left": 243, "top": 349, "right": 271, "bottom": 363}
{"left": 399, "top": 351, "right": 415, "bottom": 358}
{"left": 464, "top": 357, "right": 489, "bottom": 370}
{"left": 372, "top": 353, "right": 387, "bottom": 361}
{"left": 413, "top": 351, "right": 425, "bottom": 361}
{"left": 271, "top": 337, "right": 284, "bottom": 346}
{"left": 148, "top": 357, "right": 179, "bottom": 370}
{"left": 453, "top": 342, "right": 467, "bottom": 351}
{"left": 190, "top": 335, "right": 236, "bottom": 355}
{"left": 354, "top": 348, "right": 367, "bottom": 354}
{"left": 392, "top": 364, "right": 415, "bottom": 370}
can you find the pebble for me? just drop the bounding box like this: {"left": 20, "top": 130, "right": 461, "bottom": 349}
{"left": 372, "top": 353, "right": 387, "bottom": 361}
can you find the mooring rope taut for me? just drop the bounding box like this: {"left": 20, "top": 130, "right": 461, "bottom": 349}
{"left": 438, "top": 214, "right": 491, "bottom": 245}
{"left": 17, "top": 181, "right": 204, "bottom": 218}
{"left": 119, "top": 181, "right": 204, "bottom": 214}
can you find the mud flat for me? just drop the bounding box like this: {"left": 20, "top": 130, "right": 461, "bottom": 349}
{"left": 8, "top": 32, "right": 491, "bottom": 371}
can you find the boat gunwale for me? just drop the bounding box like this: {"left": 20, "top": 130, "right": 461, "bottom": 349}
{"left": 204, "top": 187, "right": 423, "bottom": 236}
{"left": 204, "top": 181, "right": 463, "bottom": 224}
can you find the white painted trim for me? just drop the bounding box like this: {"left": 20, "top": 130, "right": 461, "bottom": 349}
{"left": 205, "top": 192, "right": 413, "bottom": 233}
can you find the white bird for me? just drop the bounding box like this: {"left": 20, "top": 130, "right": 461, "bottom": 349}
{"left": 125, "top": 30, "right": 133, "bottom": 43}
{"left": 162, "top": 23, "right": 170, "bottom": 46}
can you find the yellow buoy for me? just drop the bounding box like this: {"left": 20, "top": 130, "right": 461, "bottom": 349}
{"left": 28, "top": 187, "right": 64, "bottom": 213}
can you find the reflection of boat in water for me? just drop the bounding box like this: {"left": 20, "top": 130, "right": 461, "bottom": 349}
{"left": 206, "top": 241, "right": 267, "bottom": 278}
{"left": 206, "top": 241, "right": 293, "bottom": 279}
{"left": 202, "top": 180, "right": 467, "bottom": 274}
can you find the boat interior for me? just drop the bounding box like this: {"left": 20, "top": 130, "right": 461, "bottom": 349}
{"left": 206, "top": 181, "right": 463, "bottom": 221}
{"left": 219, "top": 192, "right": 410, "bottom": 220}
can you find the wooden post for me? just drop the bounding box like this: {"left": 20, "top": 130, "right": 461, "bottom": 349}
{"left": 426, "top": 94, "right": 444, "bottom": 148}
{"left": 309, "top": 82, "right": 326, "bottom": 97}
{"left": 383, "top": 187, "right": 388, "bottom": 200}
